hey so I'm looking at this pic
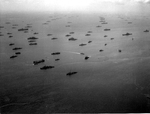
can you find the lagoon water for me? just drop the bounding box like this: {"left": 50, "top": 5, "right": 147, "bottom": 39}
{"left": 0, "top": 12, "right": 150, "bottom": 113}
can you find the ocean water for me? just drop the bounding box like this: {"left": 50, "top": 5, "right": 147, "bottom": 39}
{"left": 0, "top": 12, "right": 150, "bottom": 113}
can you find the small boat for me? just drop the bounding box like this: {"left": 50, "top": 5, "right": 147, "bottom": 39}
{"left": 26, "top": 26, "right": 32, "bottom": 28}
{"left": 128, "top": 22, "right": 132, "bottom": 24}
{"left": 51, "top": 52, "right": 61, "bottom": 55}
{"left": 7, "top": 33, "right": 12, "bottom": 35}
{"left": 12, "top": 47, "right": 22, "bottom": 50}
{"left": 66, "top": 25, "right": 71, "bottom": 27}
{"left": 110, "top": 38, "right": 114, "bottom": 40}
{"left": 27, "top": 37, "right": 38, "bottom": 40}
{"left": 29, "top": 43, "right": 37, "bottom": 45}
{"left": 79, "top": 44, "right": 87, "bottom": 46}
{"left": 33, "top": 59, "right": 45, "bottom": 65}
{"left": 15, "top": 52, "right": 21, "bottom": 55}
{"left": 104, "top": 29, "right": 111, "bottom": 31}
{"left": 5, "top": 22, "right": 11, "bottom": 24}
{"left": 51, "top": 37, "right": 58, "bottom": 40}
{"left": 69, "top": 32, "right": 74, "bottom": 34}
{"left": 0, "top": 34, "right": 4, "bottom": 36}
{"left": 18, "top": 28, "right": 28, "bottom": 31}
{"left": 9, "top": 36, "right": 13, "bottom": 38}
{"left": 47, "top": 34, "right": 53, "bottom": 36}
{"left": 101, "top": 22, "right": 108, "bottom": 24}
{"left": 122, "top": 32, "right": 132, "bottom": 36}
{"left": 99, "top": 49, "right": 104, "bottom": 52}
{"left": 85, "top": 34, "right": 91, "bottom": 36}
{"left": 96, "top": 25, "right": 101, "bottom": 27}
{"left": 43, "top": 23, "right": 48, "bottom": 25}
{"left": 68, "top": 37, "right": 77, "bottom": 41}
{"left": 80, "top": 53, "right": 85, "bottom": 55}
{"left": 66, "top": 34, "right": 71, "bottom": 37}
{"left": 87, "top": 31, "right": 92, "bottom": 33}
{"left": 12, "top": 27, "right": 17, "bottom": 29}
{"left": 28, "top": 40, "right": 36, "bottom": 42}
{"left": 66, "top": 71, "right": 77, "bottom": 76}
{"left": 24, "top": 31, "right": 29, "bottom": 33}
{"left": 0, "top": 26, "right": 4, "bottom": 28}
{"left": 144, "top": 30, "right": 149, "bottom": 32}
{"left": 9, "top": 43, "right": 15, "bottom": 46}
{"left": 85, "top": 56, "right": 90, "bottom": 60}
{"left": 12, "top": 24, "right": 18, "bottom": 26}
{"left": 10, "top": 55, "right": 17, "bottom": 59}
{"left": 118, "top": 50, "right": 122, "bottom": 53}
{"left": 55, "top": 59, "right": 60, "bottom": 61}
{"left": 34, "top": 32, "right": 38, "bottom": 34}
{"left": 40, "top": 65, "right": 54, "bottom": 70}
{"left": 88, "top": 41, "right": 92, "bottom": 43}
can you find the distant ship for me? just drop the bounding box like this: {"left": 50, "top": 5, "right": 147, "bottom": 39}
{"left": 122, "top": 32, "right": 132, "bottom": 36}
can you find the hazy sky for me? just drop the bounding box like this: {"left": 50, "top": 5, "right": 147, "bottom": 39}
{"left": 0, "top": 0, "right": 150, "bottom": 13}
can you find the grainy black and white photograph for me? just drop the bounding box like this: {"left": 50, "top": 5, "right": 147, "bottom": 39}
{"left": 0, "top": 0, "right": 150, "bottom": 113}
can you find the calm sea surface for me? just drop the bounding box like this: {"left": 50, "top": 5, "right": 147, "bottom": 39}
{"left": 0, "top": 12, "right": 150, "bottom": 113}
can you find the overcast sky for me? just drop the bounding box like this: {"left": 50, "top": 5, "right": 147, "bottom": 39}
{"left": 0, "top": 0, "right": 150, "bottom": 13}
